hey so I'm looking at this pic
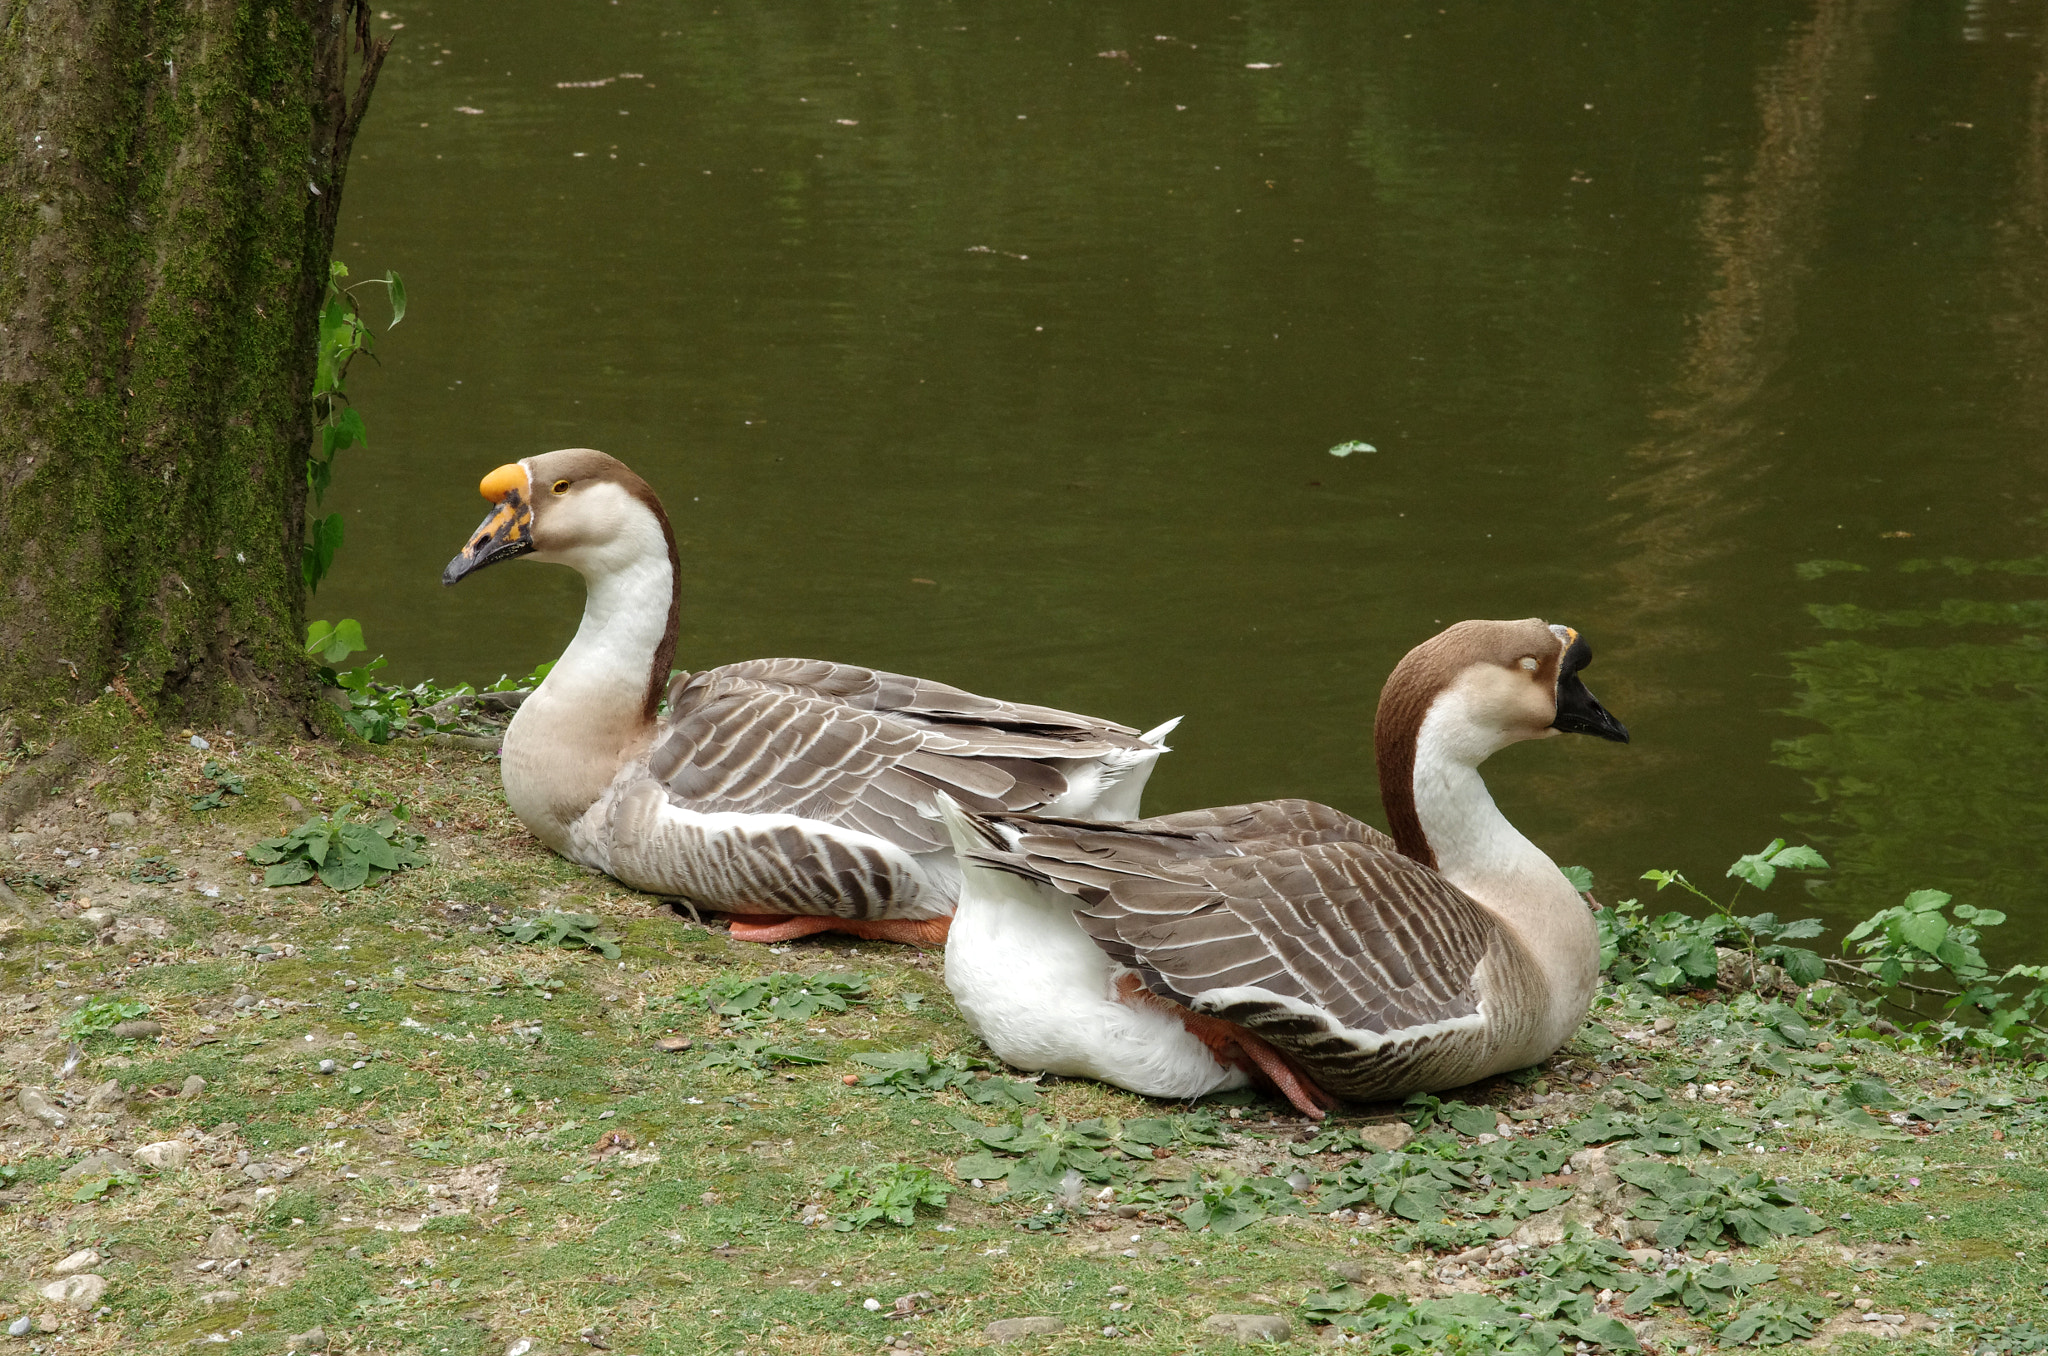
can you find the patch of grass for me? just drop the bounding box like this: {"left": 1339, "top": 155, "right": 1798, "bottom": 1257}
{"left": 0, "top": 730, "right": 2041, "bottom": 1353}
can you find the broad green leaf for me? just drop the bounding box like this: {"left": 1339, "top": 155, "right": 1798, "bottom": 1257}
{"left": 1444, "top": 1102, "right": 1498, "bottom": 1137}
{"left": 1900, "top": 911, "right": 1949, "bottom": 955}
{"left": 1767, "top": 844, "right": 1828, "bottom": 870}
{"left": 319, "top": 297, "right": 347, "bottom": 343}
{"left": 333, "top": 406, "right": 367, "bottom": 450}
{"left": 338, "top": 823, "right": 400, "bottom": 870}
{"left": 385, "top": 270, "right": 406, "bottom": 326}
{"left": 1776, "top": 948, "right": 1826, "bottom": 985}
{"left": 1561, "top": 865, "right": 1594, "bottom": 893}
{"left": 1389, "top": 1186, "right": 1443, "bottom": 1221}
{"left": 320, "top": 854, "right": 371, "bottom": 892}
{"left": 264, "top": 859, "right": 315, "bottom": 887}
{"left": 1726, "top": 853, "right": 1777, "bottom": 891}
{"left": 1568, "top": 1316, "right": 1642, "bottom": 1350}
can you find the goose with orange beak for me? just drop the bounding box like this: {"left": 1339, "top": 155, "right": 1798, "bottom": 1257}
{"left": 937, "top": 619, "right": 1628, "bottom": 1117}
{"left": 443, "top": 449, "right": 1175, "bottom": 947}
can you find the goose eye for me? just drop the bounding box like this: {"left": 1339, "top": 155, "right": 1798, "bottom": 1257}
{"left": 551, "top": 479, "right": 572, "bottom": 495}
{"left": 1518, "top": 656, "right": 1539, "bottom": 672}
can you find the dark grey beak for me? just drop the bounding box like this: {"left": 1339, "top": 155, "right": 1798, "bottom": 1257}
{"left": 442, "top": 492, "right": 534, "bottom": 586}
{"left": 1550, "top": 631, "right": 1629, "bottom": 743}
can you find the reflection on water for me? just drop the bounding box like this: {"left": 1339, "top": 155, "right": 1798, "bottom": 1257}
{"left": 327, "top": 1, "right": 2047, "bottom": 936}
{"left": 1780, "top": 552, "right": 2048, "bottom": 954}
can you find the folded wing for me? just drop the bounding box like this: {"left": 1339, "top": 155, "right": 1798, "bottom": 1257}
{"left": 648, "top": 661, "right": 1155, "bottom": 855}
{"left": 971, "top": 804, "right": 1494, "bottom": 1041}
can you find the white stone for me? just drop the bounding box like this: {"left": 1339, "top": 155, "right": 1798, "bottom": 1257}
{"left": 38, "top": 1273, "right": 108, "bottom": 1309}
{"left": 134, "top": 1140, "right": 189, "bottom": 1171}
{"left": 18, "top": 1088, "right": 67, "bottom": 1128}
{"left": 203, "top": 1222, "right": 242, "bottom": 1259}
{"left": 51, "top": 1249, "right": 99, "bottom": 1275}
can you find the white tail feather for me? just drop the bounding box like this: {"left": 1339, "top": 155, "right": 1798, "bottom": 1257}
{"left": 1139, "top": 716, "right": 1182, "bottom": 748}
{"left": 1082, "top": 716, "right": 1181, "bottom": 822}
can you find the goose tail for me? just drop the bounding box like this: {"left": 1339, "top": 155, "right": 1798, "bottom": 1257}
{"left": 932, "top": 792, "right": 1010, "bottom": 861}
{"left": 1080, "top": 716, "right": 1181, "bottom": 822}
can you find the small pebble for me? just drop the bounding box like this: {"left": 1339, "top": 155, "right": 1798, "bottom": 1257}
{"left": 7, "top": 1316, "right": 30, "bottom": 1336}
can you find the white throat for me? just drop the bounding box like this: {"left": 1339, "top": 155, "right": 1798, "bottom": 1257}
{"left": 545, "top": 545, "right": 672, "bottom": 714}
{"left": 1409, "top": 688, "right": 1597, "bottom": 1041}
{"left": 1410, "top": 689, "right": 1553, "bottom": 897}
{"left": 499, "top": 486, "right": 674, "bottom": 851}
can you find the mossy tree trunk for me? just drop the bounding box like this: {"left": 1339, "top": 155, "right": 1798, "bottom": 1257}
{"left": 0, "top": 0, "right": 387, "bottom": 735}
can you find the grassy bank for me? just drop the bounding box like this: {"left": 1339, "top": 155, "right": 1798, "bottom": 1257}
{"left": 0, "top": 715, "right": 2041, "bottom": 1355}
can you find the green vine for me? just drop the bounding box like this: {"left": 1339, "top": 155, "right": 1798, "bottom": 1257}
{"left": 306, "top": 260, "right": 405, "bottom": 593}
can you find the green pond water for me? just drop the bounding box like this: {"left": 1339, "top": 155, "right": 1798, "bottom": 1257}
{"left": 326, "top": 1, "right": 2048, "bottom": 952}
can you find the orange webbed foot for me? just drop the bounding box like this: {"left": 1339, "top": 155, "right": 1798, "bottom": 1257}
{"left": 719, "top": 912, "right": 950, "bottom": 949}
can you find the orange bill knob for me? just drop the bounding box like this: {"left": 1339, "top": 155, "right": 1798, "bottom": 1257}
{"left": 479, "top": 462, "right": 528, "bottom": 503}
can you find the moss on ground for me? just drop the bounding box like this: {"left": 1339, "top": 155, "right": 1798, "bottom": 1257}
{"left": 0, "top": 731, "right": 2041, "bottom": 1354}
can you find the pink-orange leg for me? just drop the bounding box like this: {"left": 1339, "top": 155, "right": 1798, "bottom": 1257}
{"left": 1113, "top": 974, "right": 1339, "bottom": 1120}
{"left": 720, "top": 912, "right": 951, "bottom": 949}
{"left": 1182, "top": 1010, "right": 1342, "bottom": 1120}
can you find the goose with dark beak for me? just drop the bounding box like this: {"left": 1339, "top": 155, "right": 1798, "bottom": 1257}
{"left": 443, "top": 448, "right": 1176, "bottom": 948}
{"left": 939, "top": 618, "right": 1628, "bottom": 1118}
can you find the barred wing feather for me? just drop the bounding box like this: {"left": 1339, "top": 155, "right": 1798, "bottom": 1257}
{"left": 987, "top": 810, "right": 1493, "bottom": 1041}
{"left": 648, "top": 663, "right": 1149, "bottom": 857}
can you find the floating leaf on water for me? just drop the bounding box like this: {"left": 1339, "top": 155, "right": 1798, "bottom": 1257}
{"left": 1329, "top": 440, "right": 1377, "bottom": 457}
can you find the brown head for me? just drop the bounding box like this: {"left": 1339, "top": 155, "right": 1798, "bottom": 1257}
{"left": 1373, "top": 619, "right": 1627, "bottom": 867}
{"left": 441, "top": 448, "right": 682, "bottom": 720}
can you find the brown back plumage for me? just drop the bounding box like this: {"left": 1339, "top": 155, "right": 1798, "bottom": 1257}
{"left": 647, "top": 659, "right": 1153, "bottom": 857}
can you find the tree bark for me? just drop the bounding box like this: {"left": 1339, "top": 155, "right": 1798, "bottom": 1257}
{"left": 0, "top": 0, "right": 387, "bottom": 733}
